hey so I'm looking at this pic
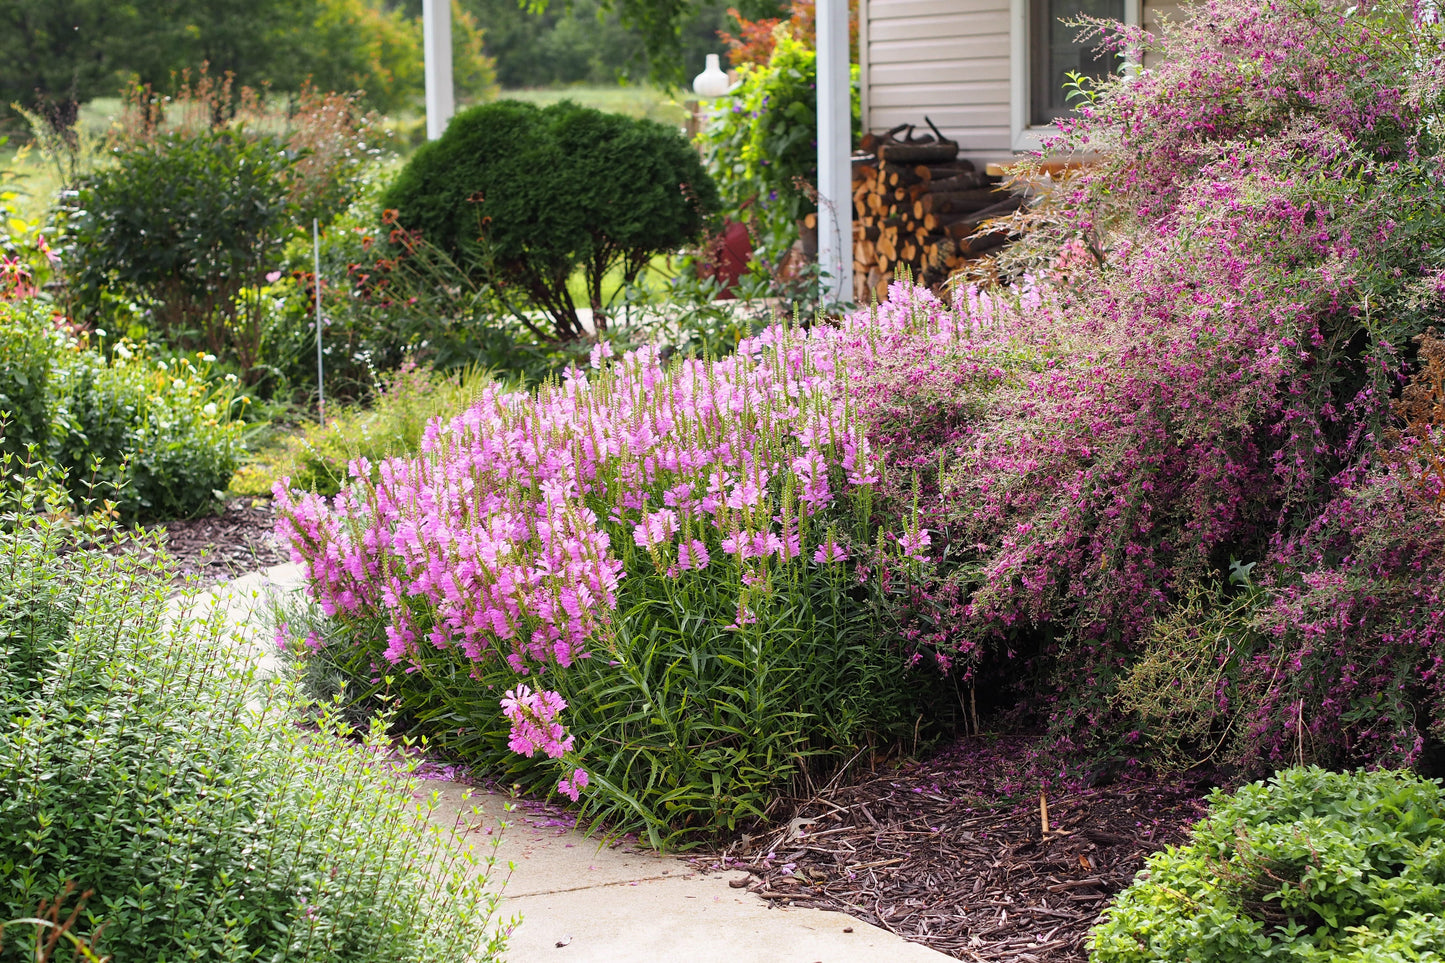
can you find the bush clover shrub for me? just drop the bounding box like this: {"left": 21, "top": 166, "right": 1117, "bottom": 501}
{"left": 825, "top": 0, "right": 1445, "bottom": 773}
{"left": 0, "top": 470, "right": 510, "bottom": 963}
{"left": 1090, "top": 767, "right": 1445, "bottom": 962}
{"left": 381, "top": 99, "right": 718, "bottom": 340}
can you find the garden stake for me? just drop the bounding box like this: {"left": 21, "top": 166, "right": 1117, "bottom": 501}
{"left": 314, "top": 217, "right": 325, "bottom": 424}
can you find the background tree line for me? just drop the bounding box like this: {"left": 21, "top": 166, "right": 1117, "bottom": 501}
{"left": 2, "top": 0, "right": 791, "bottom": 127}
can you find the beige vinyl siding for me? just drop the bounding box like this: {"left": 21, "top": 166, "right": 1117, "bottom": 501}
{"left": 862, "top": 0, "right": 1178, "bottom": 166}
{"left": 1142, "top": 0, "right": 1181, "bottom": 68}
{"left": 863, "top": 0, "right": 1014, "bottom": 166}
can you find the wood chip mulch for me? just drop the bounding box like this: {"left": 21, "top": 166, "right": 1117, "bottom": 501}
{"left": 704, "top": 736, "right": 1214, "bottom": 962}
{"left": 135, "top": 498, "right": 291, "bottom": 589}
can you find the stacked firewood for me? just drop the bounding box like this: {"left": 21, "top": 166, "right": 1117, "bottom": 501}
{"left": 847, "top": 120, "right": 1021, "bottom": 302}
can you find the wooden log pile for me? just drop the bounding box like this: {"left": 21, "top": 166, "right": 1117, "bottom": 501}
{"left": 846, "top": 120, "right": 1022, "bottom": 303}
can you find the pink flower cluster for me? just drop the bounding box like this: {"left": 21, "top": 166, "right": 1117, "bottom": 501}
{"left": 557, "top": 768, "right": 590, "bottom": 802}
{"left": 276, "top": 305, "right": 966, "bottom": 800}
{"left": 500, "top": 684, "right": 574, "bottom": 759}
{"left": 275, "top": 321, "right": 902, "bottom": 680}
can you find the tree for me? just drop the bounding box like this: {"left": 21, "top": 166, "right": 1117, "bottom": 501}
{"left": 456, "top": 0, "right": 743, "bottom": 89}
{"left": 297, "top": 0, "right": 496, "bottom": 113}
{"left": 0, "top": 0, "right": 140, "bottom": 128}
{"left": 3, "top": 0, "right": 496, "bottom": 128}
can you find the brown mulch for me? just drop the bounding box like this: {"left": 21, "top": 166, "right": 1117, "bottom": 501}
{"left": 705, "top": 736, "right": 1213, "bottom": 962}
{"left": 137, "top": 498, "right": 291, "bottom": 589}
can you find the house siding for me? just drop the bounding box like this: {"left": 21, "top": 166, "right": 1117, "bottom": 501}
{"left": 861, "top": 0, "right": 1173, "bottom": 167}
{"left": 862, "top": 0, "right": 1014, "bottom": 164}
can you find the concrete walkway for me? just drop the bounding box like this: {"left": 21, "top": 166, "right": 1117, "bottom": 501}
{"left": 196, "top": 562, "right": 953, "bottom": 963}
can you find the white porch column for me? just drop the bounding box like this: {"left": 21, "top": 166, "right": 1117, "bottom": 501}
{"left": 423, "top": 0, "right": 455, "bottom": 140}
{"left": 816, "top": 0, "right": 853, "bottom": 305}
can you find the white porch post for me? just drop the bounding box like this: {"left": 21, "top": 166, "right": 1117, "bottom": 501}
{"left": 816, "top": 0, "right": 852, "bottom": 305}
{"left": 423, "top": 0, "right": 455, "bottom": 140}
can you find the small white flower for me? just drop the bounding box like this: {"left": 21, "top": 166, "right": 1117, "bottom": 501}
{"left": 173, "top": 378, "right": 186, "bottom": 390}
{"left": 203, "top": 403, "right": 218, "bottom": 416}
{"left": 202, "top": 353, "right": 217, "bottom": 363}
{"left": 114, "top": 344, "right": 133, "bottom": 360}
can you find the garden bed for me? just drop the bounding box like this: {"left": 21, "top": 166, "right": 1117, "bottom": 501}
{"left": 706, "top": 737, "right": 1212, "bottom": 962}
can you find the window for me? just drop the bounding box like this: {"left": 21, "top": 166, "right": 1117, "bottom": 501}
{"left": 1011, "top": 0, "right": 1140, "bottom": 151}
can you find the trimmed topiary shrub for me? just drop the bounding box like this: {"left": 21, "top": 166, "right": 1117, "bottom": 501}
{"left": 0, "top": 473, "right": 510, "bottom": 962}
{"left": 381, "top": 99, "right": 718, "bottom": 340}
{"left": 1090, "top": 767, "right": 1445, "bottom": 962}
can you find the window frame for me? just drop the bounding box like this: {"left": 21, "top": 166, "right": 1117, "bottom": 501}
{"left": 1010, "top": 0, "right": 1141, "bottom": 153}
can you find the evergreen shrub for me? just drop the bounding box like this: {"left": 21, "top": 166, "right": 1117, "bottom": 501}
{"left": 381, "top": 99, "right": 718, "bottom": 340}
{"left": 1091, "top": 767, "right": 1445, "bottom": 962}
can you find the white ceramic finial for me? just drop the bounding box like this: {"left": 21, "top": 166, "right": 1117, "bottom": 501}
{"left": 693, "top": 53, "right": 730, "bottom": 97}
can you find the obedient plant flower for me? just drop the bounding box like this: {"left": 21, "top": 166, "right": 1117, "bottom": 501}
{"left": 501, "top": 685, "right": 574, "bottom": 759}
{"left": 557, "top": 768, "right": 590, "bottom": 802}
{"left": 276, "top": 308, "right": 956, "bottom": 794}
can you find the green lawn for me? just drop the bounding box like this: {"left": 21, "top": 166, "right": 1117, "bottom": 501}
{"left": 565, "top": 252, "right": 684, "bottom": 310}
{"left": 499, "top": 86, "right": 690, "bottom": 127}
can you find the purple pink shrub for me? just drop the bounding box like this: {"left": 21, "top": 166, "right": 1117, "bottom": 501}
{"left": 844, "top": 0, "right": 1445, "bottom": 768}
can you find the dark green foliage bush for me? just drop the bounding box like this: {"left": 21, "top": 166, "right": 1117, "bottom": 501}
{"left": 0, "top": 475, "right": 509, "bottom": 963}
{"left": 381, "top": 99, "right": 718, "bottom": 339}
{"left": 1091, "top": 767, "right": 1445, "bottom": 962}
{"left": 0, "top": 301, "right": 244, "bottom": 520}
{"left": 0, "top": 307, "right": 54, "bottom": 461}
{"left": 70, "top": 128, "right": 295, "bottom": 377}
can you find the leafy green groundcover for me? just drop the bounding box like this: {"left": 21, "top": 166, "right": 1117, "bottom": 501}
{"left": 0, "top": 476, "right": 510, "bottom": 962}
{"left": 1091, "top": 767, "right": 1445, "bottom": 962}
